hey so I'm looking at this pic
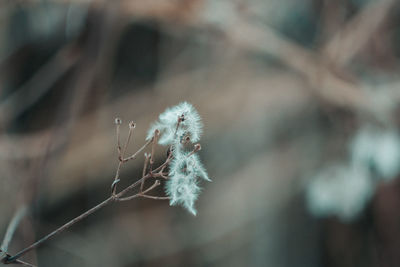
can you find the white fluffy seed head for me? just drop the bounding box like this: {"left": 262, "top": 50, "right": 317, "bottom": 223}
{"left": 147, "top": 102, "right": 210, "bottom": 215}
{"left": 169, "top": 152, "right": 211, "bottom": 182}
{"left": 146, "top": 102, "right": 203, "bottom": 145}
{"left": 166, "top": 173, "right": 200, "bottom": 216}
{"left": 350, "top": 126, "right": 400, "bottom": 180}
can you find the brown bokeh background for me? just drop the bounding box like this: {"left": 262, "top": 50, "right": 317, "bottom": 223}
{"left": 1, "top": 0, "right": 400, "bottom": 266}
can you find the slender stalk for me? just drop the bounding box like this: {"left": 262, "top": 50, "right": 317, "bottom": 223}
{"left": 5, "top": 118, "right": 175, "bottom": 264}
{"left": 121, "top": 123, "right": 134, "bottom": 158}
{"left": 1, "top": 206, "right": 28, "bottom": 258}
{"left": 6, "top": 198, "right": 113, "bottom": 263}
{"left": 149, "top": 130, "right": 159, "bottom": 168}
{"left": 111, "top": 138, "right": 152, "bottom": 195}
{"left": 6, "top": 173, "right": 154, "bottom": 264}
{"left": 111, "top": 161, "right": 123, "bottom": 194}
{"left": 0, "top": 206, "right": 37, "bottom": 266}
{"left": 140, "top": 195, "right": 170, "bottom": 200}
{"left": 117, "top": 180, "right": 160, "bottom": 202}
{"left": 140, "top": 153, "right": 150, "bottom": 192}
{"left": 123, "top": 138, "right": 153, "bottom": 162}
{"left": 115, "top": 118, "right": 122, "bottom": 155}
{"left": 16, "top": 259, "right": 37, "bottom": 267}
{"left": 111, "top": 122, "right": 135, "bottom": 195}
{"left": 1, "top": 252, "right": 37, "bottom": 267}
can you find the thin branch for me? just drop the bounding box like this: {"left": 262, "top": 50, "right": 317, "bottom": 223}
{"left": 111, "top": 162, "right": 123, "bottom": 194}
{"left": 115, "top": 118, "right": 122, "bottom": 156}
{"left": 121, "top": 122, "right": 135, "bottom": 159}
{"left": 123, "top": 138, "right": 153, "bottom": 162}
{"left": 187, "top": 143, "right": 201, "bottom": 158}
{"left": 140, "top": 195, "right": 171, "bottom": 200}
{"left": 174, "top": 115, "right": 184, "bottom": 140}
{"left": 12, "top": 259, "right": 37, "bottom": 267}
{"left": 111, "top": 121, "right": 136, "bottom": 195}
{"left": 1, "top": 206, "right": 28, "bottom": 259}
{"left": 159, "top": 161, "right": 168, "bottom": 174}
{"left": 0, "top": 214, "right": 37, "bottom": 266}
{"left": 140, "top": 153, "right": 150, "bottom": 192}
{"left": 116, "top": 180, "right": 161, "bottom": 202}
{"left": 157, "top": 174, "right": 169, "bottom": 180}
{"left": 152, "top": 157, "right": 172, "bottom": 174}
{"left": 149, "top": 129, "right": 160, "bottom": 169}
{"left": 5, "top": 197, "right": 114, "bottom": 264}
{"left": 322, "top": 0, "right": 396, "bottom": 66}
{"left": 4, "top": 118, "right": 172, "bottom": 264}
{"left": 1, "top": 252, "right": 37, "bottom": 267}
{"left": 5, "top": 171, "right": 156, "bottom": 264}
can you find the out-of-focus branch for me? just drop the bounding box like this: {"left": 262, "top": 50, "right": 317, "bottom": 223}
{"left": 322, "top": 0, "right": 397, "bottom": 66}
{"left": 0, "top": 206, "right": 28, "bottom": 258}
{"left": 0, "top": 44, "right": 80, "bottom": 126}
{"left": 0, "top": 206, "right": 36, "bottom": 266}
{"left": 222, "top": 18, "right": 371, "bottom": 113}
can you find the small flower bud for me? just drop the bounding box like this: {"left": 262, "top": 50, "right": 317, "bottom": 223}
{"left": 193, "top": 144, "right": 201, "bottom": 152}
{"left": 115, "top": 117, "right": 122, "bottom": 125}
{"left": 181, "top": 135, "right": 191, "bottom": 144}
{"left": 129, "top": 121, "right": 136, "bottom": 129}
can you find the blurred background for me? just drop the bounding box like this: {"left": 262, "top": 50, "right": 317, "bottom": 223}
{"left": 1, "top": 0, "right": 400, "bottom": 266}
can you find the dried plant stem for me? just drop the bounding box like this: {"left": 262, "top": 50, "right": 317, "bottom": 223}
{"left": 14, "top": 259, "right": 37, "bottom": 267}
{"left": 111, "top": 138, "right": 153, "bottom": 195}
{"left": 0, "top": 252, "right": 37, "bottom": 267}
{"left": 5, "top": 198, "right": 113, "bottom": 263}
{"left": 5, "top": 154, "right": 172, "bottom": 265}
{"left": 117, "top": 180, "right": 160, "bottom": 201}
{"left": 140, "top": 195, "right": 170, "bottom": 200}
{"left": 174, "top": 115, "right": 184, "bottom": 139}
{"left": 121, "top": 123, "right": 134, "bottom": 159}
{"left": 149, "top": 130, "right": 160, "bottom": 167}
{"left": 140, "top": 153, "right": 150, "bottom": 192}
{"left": 1, "top": 206, "right": 28, "bottom": 258}
{"left": 187, "top": 144, "right": 201, "bottom": 157}
{"left": 111, "top": 123, "right": 135, "bottom": 195}
{"left": 116, "top": 120, "right": 121, "bottom": 154}
{"left": 3, "top": 117, "right": 180, "bottom": 264}
{"left": 4, "top": 170, "right": 162, "bottom": 264}
{"left": 123, "top": 138, "right": 153, "bottom": 162}
{"left": 0, "top": 207, "right": 36, "bottom": 266}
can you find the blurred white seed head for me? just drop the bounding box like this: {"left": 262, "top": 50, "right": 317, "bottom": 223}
{"left": 306, "top": 163, "right": 374, "bottom": 222}
{"left": 350, "top": 126, "right": 400, "bottom": 180}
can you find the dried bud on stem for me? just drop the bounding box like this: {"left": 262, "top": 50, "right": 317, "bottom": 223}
{"left": 129, "top": 121, "right": 136, "bottom": 129}
{"left": 115, "top": 117, "right": 122, "bottom": 125}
